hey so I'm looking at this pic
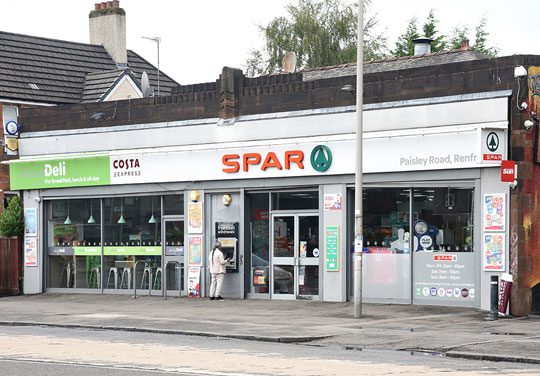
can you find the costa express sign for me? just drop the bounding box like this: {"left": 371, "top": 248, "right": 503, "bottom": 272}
{"left": 222, "top": 145, "right": 332, "bottom": 173}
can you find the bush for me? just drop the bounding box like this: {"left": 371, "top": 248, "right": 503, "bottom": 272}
{"left": 0, "top": 196, "right": 24, "bottom": 237}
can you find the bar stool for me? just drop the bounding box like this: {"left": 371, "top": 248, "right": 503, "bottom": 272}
{"left": 60, "top": 262, "right": 74, "bottom": 288}
{"left": 152, "top": 267, "right": 162, "bottom": 290}
{"left": 106, "top": 267, "right": 119, "bottom": 289}
{"left": 140, "top": 264, "right": 152, "bottom": 289}
{"left": 88, "top": 266, "right": 101, "bottom": 289}
{"left": 119, "top": 267, "right": 132, "bottom": 289}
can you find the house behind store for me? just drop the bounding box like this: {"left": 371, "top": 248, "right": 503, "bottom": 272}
{"left": 11, "top": 32, "right": 540, "bottom": 316}
{"left": 0, "top": 1, "right": 178, "bottom": 208}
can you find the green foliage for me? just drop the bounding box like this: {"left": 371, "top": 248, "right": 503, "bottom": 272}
{"left": 473, "top": 17, "right": 499, "bottom": 57}
{"left": 449, "top": 25, "right": 470, "bottom": 50}
{"left": 422, "top": 10, "right": 447, "bottom": 52}
{"left": 393, "top": 17, "right": 419, "bottom": 57}
{"left": 0, "top": 196, "right": 24, "bottom": 237}
{"left": 244, "top": 0, "right": 386, "bottom": 76}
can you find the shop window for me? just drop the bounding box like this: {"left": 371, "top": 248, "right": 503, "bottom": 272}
{"left": 412, "top": 188, "right": 473, "bottom": 252}
{"left": 271, "top": 191, "right": 318, "bottom": 210}
{"left": 249, "top": 193, "right": 270, "bottom": 294}
{"left": 46, "top": 199, "right": 101, "bottom": 289}
{"left": 103, "top": 196, "right": 162, "bottom": 290}
{"left": 163, "top": 195, "right": 184, "bottom": 216}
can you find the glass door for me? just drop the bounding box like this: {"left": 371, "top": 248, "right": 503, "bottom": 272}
{"left": 271, "top": 214, "right": 320, "bottom": 299}
{"left": 163, "top": 218, "right": 185, "bottom": 296}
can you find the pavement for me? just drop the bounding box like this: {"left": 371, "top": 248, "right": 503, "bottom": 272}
{"left": 1, "top": 293, "right": 539, "bottom": 364}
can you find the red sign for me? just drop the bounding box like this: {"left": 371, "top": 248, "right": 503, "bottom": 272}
{"left": 500, "top": 160, "right": 516, "bottom": 182}
{"left": 434, "top": 255, "right": 457, "bottom": 262}
{"left": 222, "top": 150, "right": 304, "bottom": 173}
{"left": 483, "top": 154, "right": 502, "bottom": 161}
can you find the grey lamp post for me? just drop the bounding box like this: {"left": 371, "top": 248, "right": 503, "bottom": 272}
{"left": 353, "top": 0, "right": 364, "bottom": 319}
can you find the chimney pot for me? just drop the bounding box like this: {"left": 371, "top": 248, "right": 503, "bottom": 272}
{"left": 113, "top": 0, "right": 119, "bottom": 8}
{"left": 412, "top": 37, "right": 433, "bottom": 56}
{"left": 101, "top": 2, "right": 107, "bottom": 9}
{"left": 95, "top": 3, "right": 101, "bottom": 10}
{"left": 460, "top": 39, "right": 471, "bottom": 51}
{"left": 107, "top": 2, "right": 113, "bottom": 9}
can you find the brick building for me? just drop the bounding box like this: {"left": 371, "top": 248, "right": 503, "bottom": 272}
{"left": 0, "top": 1, "right": 178, "bottom": 208}
{"left": 10, "top": 41, "right": 540, "bottom": 316}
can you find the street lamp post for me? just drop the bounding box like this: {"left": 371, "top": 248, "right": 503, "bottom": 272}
{"left": 353, "top": 0, "right": 364, "bottom": 319}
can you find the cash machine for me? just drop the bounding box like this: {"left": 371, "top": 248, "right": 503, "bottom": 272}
{"left": 215, "top": 222, "right": 239, "bottom": 273}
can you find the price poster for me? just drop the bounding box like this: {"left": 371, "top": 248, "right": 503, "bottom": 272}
{"left": 483, "top": 194, "right": 505, "bottom": 232}
{"left": 188, "top": 202, "right": 203, "bottom": 233}
{"left": 187, "top": 266, "right": 201, "bottom": 298}
{"left": 24, "top": 237, "right": 38, "bottom": 267}
{"left": 188, "top": 235, "right": 203, "bottom": 266}
{"left": 483, "top": 233, "right": 506, "bottom": 271}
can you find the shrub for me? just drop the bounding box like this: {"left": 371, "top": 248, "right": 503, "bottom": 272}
{"left": 0, "top": 196, "right": 24, "bottom": 237}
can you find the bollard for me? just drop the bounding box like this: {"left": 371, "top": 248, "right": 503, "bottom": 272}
{"left": 490, "top": 275, "right": 499, "bottom": 320}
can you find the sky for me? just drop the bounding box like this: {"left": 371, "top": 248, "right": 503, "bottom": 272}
{"left": 2, "top": 0, "right": 538, "bottom": 85}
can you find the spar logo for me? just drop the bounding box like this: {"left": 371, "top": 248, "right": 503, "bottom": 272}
{"left": 112, "top": 158, "right": 141, "bottom": 177}
{"left": 222, "top": 145, "right": 332, "bottom": 173}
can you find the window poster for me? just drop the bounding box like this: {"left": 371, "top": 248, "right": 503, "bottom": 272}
{"left": 483, "top": 194, "right": 505, "bottom": 232}
{"left": 188, "top": 235, "right": 203, "bottom": 266}
{"left": 483, "top": 233, "right": 506, "bottom": 271}
{"left": 188, "top": 202, "right": 203, "bottom": 233}
{"left": 24, "top": 208, "right": 37, "bottom": 237}
{"left": 24, "top": 237, "right": 38, "bottom": 267}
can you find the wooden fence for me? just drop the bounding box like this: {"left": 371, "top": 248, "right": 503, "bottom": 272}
{"left": 0, "top": 237, "right": 21, "bottom": 296}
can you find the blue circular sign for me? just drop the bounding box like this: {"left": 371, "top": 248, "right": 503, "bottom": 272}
{"left": 5, "top": 121, "right": 19, "bottom": 136}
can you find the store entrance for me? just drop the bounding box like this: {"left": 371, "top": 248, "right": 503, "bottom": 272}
{"left": 271, "top": 213, "right": 320, "bottom": 300}
{"left": 163, "top": 218, "right": 185, "bottom": 296}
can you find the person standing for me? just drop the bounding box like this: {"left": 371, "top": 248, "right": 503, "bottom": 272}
{"left": 208, "top": 240, "right": 228, "bottom": 300}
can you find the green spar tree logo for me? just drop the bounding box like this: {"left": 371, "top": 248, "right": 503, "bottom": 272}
{"left": 486, "top": 132, "right": 499, "bottom": 152}
{"left": 310, "top": 145, "right": 332, "bottom": 172}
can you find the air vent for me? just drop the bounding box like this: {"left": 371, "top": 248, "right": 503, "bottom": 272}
{"left": 28, "top": 83, "right": 40, "bottom": 90}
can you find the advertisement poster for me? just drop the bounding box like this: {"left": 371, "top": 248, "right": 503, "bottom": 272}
{"left": 324, "top": 193, "right": 342, "bottom": 211}
{"left": 483, "top": 194, "right": 505, "bottom": 231}
{"left": 24, "top": 208, "right": 37, "bottom": 237}
{"left": 24, "top": 237, "right": 38, "bottom": 267}
{"left": 325, "top": 225, "right": 340, "bottom": 271}
{"left": 188, "top": 202, "right": 203, "bottom": 233}
{"left": 188, "top": 235, "right": 203, "bottom": 266}
{"left": 483, "top": 233, "right": 506, "bottom": 271}
{"left": 187, "top": 266, "right": 201, "bottom": 298}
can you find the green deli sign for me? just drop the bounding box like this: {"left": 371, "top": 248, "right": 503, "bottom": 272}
{"left": 10, "top": 156, "right": 110, "bottom": 190}
{"left": 104, "top": 246, "right": 161, "bottom": 256}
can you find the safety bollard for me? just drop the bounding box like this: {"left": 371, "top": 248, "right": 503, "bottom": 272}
{"left": 490, "top": 275, "right": 499, "bottom": 320}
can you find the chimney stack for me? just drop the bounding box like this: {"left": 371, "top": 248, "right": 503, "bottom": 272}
{"left": 89, "top": 1, "right": 127, "bottom": 66}
{"left": 412, "top": 37, "right": 433, "bottom": 56}
{"left": 460, "top": 40, "right": 471, "bottom": 51}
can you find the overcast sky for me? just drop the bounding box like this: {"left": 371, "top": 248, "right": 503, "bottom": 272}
{"left": 2, "top": 0, "right": 537, "bottom": 85}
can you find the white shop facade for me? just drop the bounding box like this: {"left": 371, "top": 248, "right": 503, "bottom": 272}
{"left": 11, "top": 90, "right": 511, "bottom": 310}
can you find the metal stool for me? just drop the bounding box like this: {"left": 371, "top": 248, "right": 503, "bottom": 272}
{"left": 106, "top": 267, "right": 119, "bottom": 289}
{"left": 119, "top": 267, "right": 132, "bottom": 289}
{"left": 152, "top": 267, "right": 162, "bottom": 290}
{"left": 60, "top": 262, "right": 74, "bottom": 288}
{"left": 88, "top": 266, "right": 101, "bottom": 289}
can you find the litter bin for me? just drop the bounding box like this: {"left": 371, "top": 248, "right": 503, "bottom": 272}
{"left": 498, "top": 273, "right": 513, "bottom": 316}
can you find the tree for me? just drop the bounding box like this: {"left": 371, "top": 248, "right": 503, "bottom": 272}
{"left": 0, "top": 196, "right": 24, "bottom": 237}
{"left": 422, "top": 10, "right": 446, "bottom": 52}
{"left": 244, "top": 0, "right": 386, "bottom": 77}
{"left": 473, "top": 17, "right": 499, "bottom": 57}
{"left": 393, "top": 17, "right": 419, "bottom": 57}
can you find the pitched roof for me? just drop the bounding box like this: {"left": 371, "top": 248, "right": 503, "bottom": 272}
{"left": 0, "top": 30, "right": 179, "bottom": 104}
{"left": 301, "top": 49, "right": 490, "bottom": 81}
{"left": 82, "top": 68, "right": 138, "bottom": 102}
